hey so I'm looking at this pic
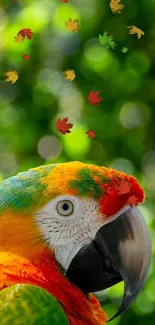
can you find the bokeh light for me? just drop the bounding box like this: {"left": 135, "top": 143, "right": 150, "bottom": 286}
{"left": 119, "top": 102, "right": 150, "bottom": 129}
{"left": 37, "top": 135, "right": 62, "bottom": 160}
{"left": 110, "top": 158, "right": 135, "bottom": 174}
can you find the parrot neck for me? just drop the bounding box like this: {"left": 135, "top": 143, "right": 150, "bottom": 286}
{"left": 0, "top": 248, "right": 107, "bottom": 325}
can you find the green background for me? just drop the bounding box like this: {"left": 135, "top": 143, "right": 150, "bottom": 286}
{"left": 0, "top": 0, "right": 155, "bottom": 324}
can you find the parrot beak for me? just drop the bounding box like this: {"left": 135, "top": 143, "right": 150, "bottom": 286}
{"left": 66, "top": 207, "right": 152, "bottom": 321}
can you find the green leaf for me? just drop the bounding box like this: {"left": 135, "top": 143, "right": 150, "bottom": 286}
{"left": 121, "top": 47, "right": 128, "bottom": 53}
{"left": 99, "top": 31, "right": 116, "bottom": 50}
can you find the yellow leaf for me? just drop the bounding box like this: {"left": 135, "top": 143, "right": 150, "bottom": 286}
{"left": 127, "top": 25, "right": 145, "bottom": 39}
{"left": 4, "top": 70, "right": 19, "bottom": 84}
{"left": 14, "top": 33, "right": 25, "bottom": 43}
{"left": 65, "top": 17, "right": 80, "bottom": 32}
{"left": 110, "top": 0, "right": 124, "bottom": 14}
{"left": 64, "top": 69, "right": 76, "bottom": 81}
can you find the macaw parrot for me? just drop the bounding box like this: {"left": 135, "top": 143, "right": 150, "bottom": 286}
{"left": 0, "top": 161, "right": 152, "bottom": 325}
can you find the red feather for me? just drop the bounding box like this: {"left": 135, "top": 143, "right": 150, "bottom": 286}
{"left": 0, "top": 249, "right": 107, "bottom": 325}
{"left": 99, "top": 175, "right": 145, "bottom": 217}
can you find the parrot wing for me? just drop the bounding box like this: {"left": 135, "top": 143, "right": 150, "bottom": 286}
{"left": 0, "top": 283, "right": 69, "bottom": 325}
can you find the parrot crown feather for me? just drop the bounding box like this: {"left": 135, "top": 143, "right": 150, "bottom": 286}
{"left": 0, "top": 161, "right": 144, "bottom": 217}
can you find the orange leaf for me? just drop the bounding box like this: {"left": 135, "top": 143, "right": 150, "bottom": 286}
{"left": 4, "top": 70, "right": 18, "bottom": 84}
{"left": 65, "top": 18, "right": 80, "bottom": 32}
{"left": 127, "top": 25, "right": 144, "bottom": 39}
{"left": 14, "top": 33, "right": 25, "bottom": 43}
{"left": 110, "top": 0, "right": 124, "bottom": 14}
{"left": 64, "top": 69, "right": 76, "bottom": 81}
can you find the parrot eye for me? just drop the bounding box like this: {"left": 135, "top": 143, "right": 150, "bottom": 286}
{"left": 56, "top": 200, "right": 74, "bottom": 216}
{"left": 35, "top": 195, "right": 82, "bottom": 221}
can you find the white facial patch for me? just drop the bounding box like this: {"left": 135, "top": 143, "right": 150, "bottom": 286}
{"left": 34, "top": 195, "right": 103, "bottom": 271}
{"left": 34, "top": 195, "right": 130, "bottom": 271}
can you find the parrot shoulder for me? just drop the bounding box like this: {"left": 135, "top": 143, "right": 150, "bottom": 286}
{"left": 0, "top": 283, "right": 69, "bottom": 325}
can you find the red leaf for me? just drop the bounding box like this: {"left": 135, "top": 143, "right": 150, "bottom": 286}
{"left": 61, "top": 0, "right": 68, "bottom": 2}
{"left": 22, "top": 54, "right": 30, "bottom": 60}
{"left": 18, "top": 28, "right": 33, "bottom": 40}
{"left": 88, "top": 90, "right": 103, "bottom": 106}
{"left": 115, "top": 179, "right": 131, "bottom": 195}
{"left": 56, "top": 117, "right": 73, "bottom": 135}
{"left": 86, "top": 130, "right": 96, "bottom": 139}
{"left": 127, "top": 195, "right": 138, "bottom": 207}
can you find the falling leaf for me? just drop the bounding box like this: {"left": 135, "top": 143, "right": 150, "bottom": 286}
{"left": 65, "top": 18, "right": 80, "bottom": 32}
{"left": 22, "top": 54, "right": 30, "bottom": 60}
{"left": 4, "top": 70, "right": 18, "bottom": 84}
{"left": 18, "top": 28, "right": 34, "bottom": 40}
{"left": 127, "top": 195, "right": 138, "bottom": 207}
{"left": 56, "top": 117, "right": 73, "bottom": 135}
{"left": 110, "top": 0, "right": 124, "bottom": 14}
{"left": 86, "top": 130, "right": 96, "bottom": 139}
{"left": 99, "top": 31, "right": 116, "bottom": 49}
{"left": 127, "top": 26, "right": 144, "bottom": 39}
{"left": 64, "top": 69, "right": 76, "bottom": 81}
{"left": 61, "top": 0, "right": 68, "bottom": 2}
{"left": 88, "top": 90, "right": 103, "bottom": 106}
{"left": 14, "top": 33, "right": 25, "bottom": 43}
{"left": 115, "top": 180, "right": 131, "bottom": 195}
{"left": 121, "top": 47, "right": 128, "bottom": 53}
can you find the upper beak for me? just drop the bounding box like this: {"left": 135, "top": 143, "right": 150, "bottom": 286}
{"left": 66, "top": 207, "right": 152, "bottom": 321}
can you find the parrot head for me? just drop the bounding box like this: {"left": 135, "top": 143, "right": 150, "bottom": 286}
{"left": 0, "top": 161, "right": 152, "bottom": 323}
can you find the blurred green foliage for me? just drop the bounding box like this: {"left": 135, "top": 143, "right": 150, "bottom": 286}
{"left": 0, "top": 0, "right": 155, "bottom": 324}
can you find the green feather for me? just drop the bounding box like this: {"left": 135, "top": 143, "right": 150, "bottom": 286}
{"left": 69, "top": 168, "right": 104, "bottom": 199}
{"left": 0, "top": 165, "right": 57, "bottom": 214}
{"left": 0, "top": 284, "right": 69, "bottom": 325}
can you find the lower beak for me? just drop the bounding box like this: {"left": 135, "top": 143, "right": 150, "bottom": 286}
{"left": 66, "top": 207, "right": 152, "bottom": 321}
